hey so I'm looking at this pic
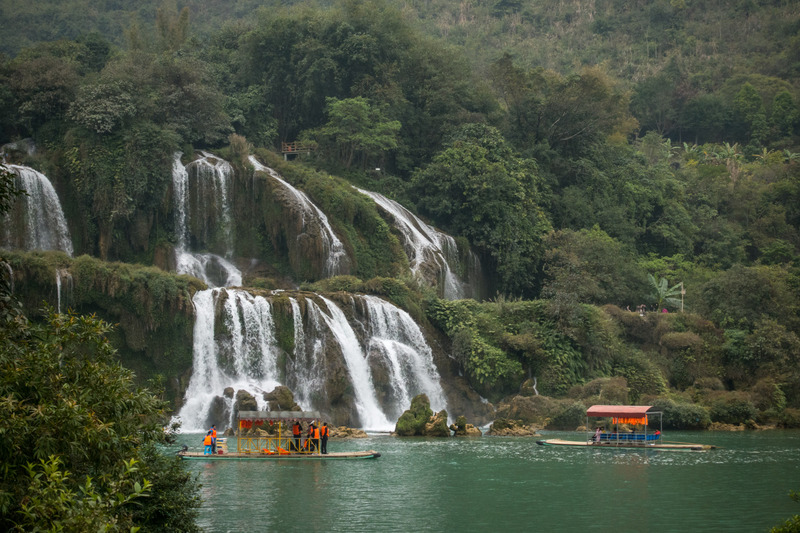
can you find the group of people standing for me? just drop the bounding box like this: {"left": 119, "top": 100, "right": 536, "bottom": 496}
{"left": 203, "top": 425, "right": 218, "bottom": 455}
{"left": 292, "top": 421, "right": 329, "bottom": 454}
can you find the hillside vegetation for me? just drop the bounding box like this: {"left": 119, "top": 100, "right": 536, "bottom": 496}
{"left": 1, "top": 0, "right": 799, "bottom": 425}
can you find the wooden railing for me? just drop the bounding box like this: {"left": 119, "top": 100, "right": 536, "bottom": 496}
{"left": 281, "top": 141, "right": 315, "bottom": 153}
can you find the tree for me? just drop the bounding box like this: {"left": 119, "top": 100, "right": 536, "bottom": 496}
{"left": 412, "top": 124, "right": 552, "bottom": 295}
{"left": 541, "top": 227, "right": 648, "bottom": 307}
{"left": 648, "top": 273, "right": 683, "bottom": 311}
{"left": 0, "top": 169, "right": 200, "bottom": 531}
{"left": 304, "top": 96, "right": 401, "bottom": 170}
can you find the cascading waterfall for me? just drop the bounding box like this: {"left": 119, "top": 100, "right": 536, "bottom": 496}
{"left": 356, "top": 188, "right": 477, "bottom": 300}
{"left": 177, "top": 288, "right": 280, "bottom": 432}
{"left": 177, "top": 287, "right": 448, "bottom": 432}
{"left": 1, "top": 165, "right": 73, "bottom": 255}
{"left": 315, "top": 295, "right": 391, "bottom": 430}
{"left": 360, "top": 295, "right": 447, "bottom": 417}
{"left": 249, "top": 156, "right": 349, "bottom": 277}
{"left": 286, "top": 297, "right": 326, "bottom": 411}
{"left": 172, "top": 153, "right": 242, "bottom": 287}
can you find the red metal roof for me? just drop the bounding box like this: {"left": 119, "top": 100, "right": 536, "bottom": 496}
{"left": 586, "top": 405, "right": 653, "bottom": 417}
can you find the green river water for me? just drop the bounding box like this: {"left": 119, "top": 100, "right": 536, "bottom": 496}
{"left": 177, "top": 430, "right": 800, "bottom": 532}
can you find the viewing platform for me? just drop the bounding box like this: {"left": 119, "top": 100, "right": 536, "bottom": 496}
{"left": 281, "top": 141, "right": 316, "bottom": 160}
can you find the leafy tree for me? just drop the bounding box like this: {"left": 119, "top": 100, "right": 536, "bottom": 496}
{"left": 541, "top": 227, "right": 647, "bottom": 307}
{"left": 0, "top": 169, "right": 200, "bottom": 531}
{"left": 412, "top": 123, "right": 551, "bottom": 295}
{"left": 304, "top": 96, "right": 401, "bottom": 170}
{"left": 648, "top": 273, "right": 683, "bottom": 311}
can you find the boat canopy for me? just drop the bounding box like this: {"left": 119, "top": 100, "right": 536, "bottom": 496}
{"left": 238, "top": 410, "right": 322, "bottom": 422}
{"left": 586, "top": 405, "right": 655, "bottom": 418}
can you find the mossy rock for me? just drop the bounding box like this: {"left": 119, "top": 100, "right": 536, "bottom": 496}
{"left": 395, "top": 394, "right": 434, "bottom": 436}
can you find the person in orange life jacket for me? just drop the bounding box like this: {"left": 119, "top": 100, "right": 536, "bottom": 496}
{"left": 292, "top": 421, "right": 302, "bottom": 451}
{"left": 210, "top": 425, "right": 217, "bottom": 453}
{"left": 304, "top": 424, "right": 315, "bottom": 451}
{"left": 321, "top": 422, "right": 329, "bottom": 454}
{"left": 312, "top": 424, "right": 321, "bottom": 452}
{"left": 203, "top": 431, "right": 213, "bottom": 455}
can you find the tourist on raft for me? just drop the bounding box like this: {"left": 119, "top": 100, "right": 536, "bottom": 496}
{"left": 203, "top": 431, "right": 214, "bottom": 455}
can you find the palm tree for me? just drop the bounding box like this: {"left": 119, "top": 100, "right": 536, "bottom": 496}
{"left": 648, "top": 273, "right": 682, "bottom": 311}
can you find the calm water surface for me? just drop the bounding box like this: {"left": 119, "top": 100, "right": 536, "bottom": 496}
{"left": 176, "top": 430, "right": 800, "bottom": 532}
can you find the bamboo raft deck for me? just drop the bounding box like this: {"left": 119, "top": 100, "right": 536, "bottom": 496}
{"left": 179, "top": 449, "right": 381, "bottom": 460}
{"left": 536, "top": 439, "right": 717, "bottom": 451}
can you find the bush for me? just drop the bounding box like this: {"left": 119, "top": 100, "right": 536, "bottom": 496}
{"left": 710, "top": 397, "right": 757, "bottom": 424}
{"left": 546, "top": 401, "right": 586, "bottom": 430}
{"left": 650, "top": 398, "right": 711, "bottom": 430}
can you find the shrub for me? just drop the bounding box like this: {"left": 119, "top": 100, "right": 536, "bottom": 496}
{"left": 710, "top": 396, "right": 757, "bottom": 424}
{"left": 650, "top": 398, "right": 711, "bottom": 430}
{"left": 546, "top": 401, "right": 586, "bottom": 430}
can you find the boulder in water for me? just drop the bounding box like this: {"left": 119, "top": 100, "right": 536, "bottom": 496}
{"left": 235, "top": 389, "right": 258, "bottom": 413}
{"left": 449, "top": 415, "right": 482, "bottom": 437}
{"left": 264, "top": 385, "right": 302, "bottom": 411}
{"left": 330, "top": 426, "right": 368, "bottom": 439}
{"left": 487, "top": 418, "right": 539, "bottom": 436}
{"left": 395, "top": 394, "right": 450, "bottom": 437}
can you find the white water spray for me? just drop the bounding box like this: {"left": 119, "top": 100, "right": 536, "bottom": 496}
{"left": 357, "top": 188, "right": 474, "bottom": 299}
{"left": 2, "top": 165, "right": 72, "bottom": 255}
{"left": 172, "top": 153, "right": 242, "bottom": 287}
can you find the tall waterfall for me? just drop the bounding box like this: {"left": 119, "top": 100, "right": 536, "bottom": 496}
{"left": 172, "top": 153, "right": 241, "bottom": 287}
{"left": 360, "top": 295, "right": 447, "bottom": 415}
{"left": 1, "top": 165, "right": 72, "bottom": 255}
{"left": 316, "top": 295, "right": 392, "bottom": 430}
{"left": 177, "top": 288, "right": 447, "bottom": 432}
{"left": 249, "top": 156, "right": 349, "bottom": 277}
{"left": 178, "top": 289, "right": 280, "bottom": 432}
{"left": 357, "top": 188, "right": 480, "bottom": 300}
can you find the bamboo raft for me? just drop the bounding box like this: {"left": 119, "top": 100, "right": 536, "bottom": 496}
{"left": 180, "top": 410, "right": 381, "bottom": 461}
{"left": 179, "top": 449, "right": 381, "bottom": 460}
{"left": 536, "top": 438, "right": 716, "bottom": 451}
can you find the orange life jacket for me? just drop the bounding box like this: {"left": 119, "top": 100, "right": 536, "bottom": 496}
{"left": 293, "top": 424, "right": 301, "bottom": 436}
{"left": 321, "top": 425, "right": 329, "bottom": 438}
{"left": 203, "top": 435, "right": 213, "bottom": 446}
{"left": 313, "top": 426, "right": 320, "bottom": 439}
{"left": 211, "top": 428, "right": 217, "bottom": 439}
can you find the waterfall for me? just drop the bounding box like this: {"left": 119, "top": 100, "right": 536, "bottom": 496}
{"left": 286, "top": 297, "right": 326, "bottom": 411}
{"left": 177, "top": 289, "right": 447, "bottom": 432}
{"left": 316, "top": 295, "right": 392, "bottom": 431}
{"left": 55, "top": 268, "right": 72, "bottom": 314}
{"left": 356, "top": 188, "right": 478, "bottom": 300}
{"left": 172, "top": 153, "right": 242, "bottom": 287}
{"left": 177, "top": 288, "right": 281, "bottom": 432}
{"left": 361, "top": 295, "right": 447, "bottom": 416}
{"left": 1, "top": 165, "right": 72, "bottom": 255}
{"left": 249, "top": 156, "right": 349, "bottom": 277}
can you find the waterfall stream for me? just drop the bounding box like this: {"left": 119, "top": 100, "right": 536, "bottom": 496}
{"left": 249, "top": 156, "right": 349, "bottom": 277}
{"left": 1, "top": 165, "right": 73, "bottom": 255}
{"left": 177, "top": 288, "right": 447, "bottom": 432}
{"left": 356, "top": 188, "right": 479, "bottom": 300}
{"left": 172, "top": 153, "right": 242, "bottom": 287}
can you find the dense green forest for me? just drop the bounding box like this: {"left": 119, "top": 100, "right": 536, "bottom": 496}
{"left": 2, "top": 0, "right": 799, "bottom": 527}
{"left": 2, "top": 0, "right": 799, "bottom": 416}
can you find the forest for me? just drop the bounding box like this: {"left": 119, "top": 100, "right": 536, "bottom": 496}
{"left": 1, "top": 0, "right": 800, "bottom": 528}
